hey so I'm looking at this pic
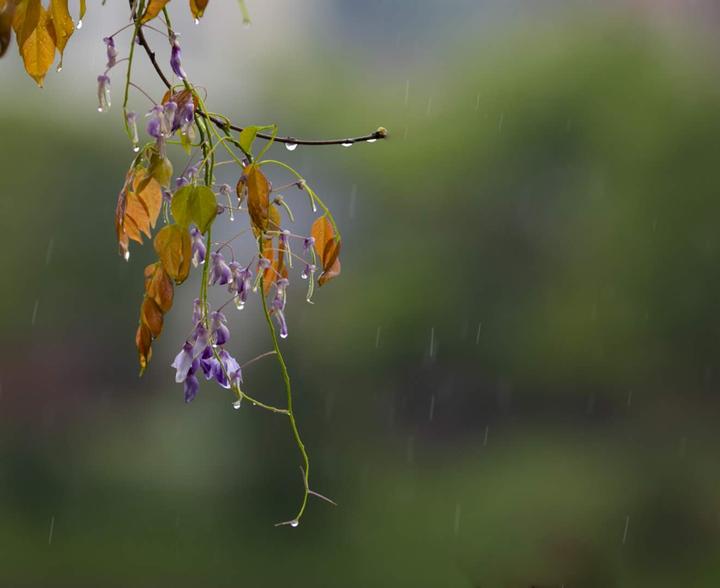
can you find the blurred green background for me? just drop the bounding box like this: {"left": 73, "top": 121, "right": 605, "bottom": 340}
{"left": 2, "top": 1, "right": 720, "bottom": 586}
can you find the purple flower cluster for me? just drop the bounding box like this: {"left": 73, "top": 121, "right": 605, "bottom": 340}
{"left": 172, "top": 302, "right": 242, "bottom": 403}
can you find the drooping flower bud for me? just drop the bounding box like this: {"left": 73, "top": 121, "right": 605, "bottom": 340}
{"left": 163, "top": 101, "right": 177, "bottom": 135}
{"left": 190, "top": 226, "right": 206, "bottom": 267}
{"left": 170, "top": 35, "right": 187, "bottom": 80}
{"left": 171, "top": 341, "right": 194, "bottom": 383}
{"left": 272, "top": 278, "right": 290, "bottom": 339}
{"left": 179, "top": 101, "right": 195, "bottom": 135}
{"left": 97, "top": 75, "right": 111, "bottom": 112}
{"left": 303, "top": 236, "right": 315, "bottom": 253}
{"left": 184, "top": 360, "right": 200, "bottom": 403}
{"left": 192, "top": 298, "right": 204, "bottom": 324}
{"left": 103, "top": 36, "right": 117, "bottom": 68}
{"left": 125, "top": 110, "right": 139, "bottom": 152}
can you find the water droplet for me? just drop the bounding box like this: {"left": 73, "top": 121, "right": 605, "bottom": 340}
{"left": 341, "top": 141, "right": 353, "bottom": 148}
{"left": 76, "top": 19, "right": 83, "bottom": 30}
{"left": 132, "top": 145, "right": 140, "bottom": 153}
{"left": 124, "top": 250, "right": 130, "bottom": 262}
{"left": 97, "top": 107, "right": 104, "bottom": 113}
{"left": 229, "top": 209, "right": 235, "bottom": 222}
{"left": 56, "top": 64, "right": 63, "bottom": 73}
{"left": 234, "top": 299, "right": 245, "bottom": 311}
{"left": 280, "top": 332, "right": 288, "bottom": 339}
{"left": 242, "top": 20, "right": 251, "bottom": 29}
{"left": 285, "top": 142, "right": 298, "bottom": 151}
{"left": 232, "top": 400, "right": 242, "bottom": 410}
{"left": 194, "top": 17, "right": 200, "bottom": 25}
{"left": 366, "top": 138, "right": 376, "bottom": 143}
{"left": 290, "top": 520, "right": 299, "bottom": 528}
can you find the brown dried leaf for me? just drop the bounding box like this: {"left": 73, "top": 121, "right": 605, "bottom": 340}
{"left": 311, "top": 215, "right": 341, "bottom": 286}
{"left": 144, "top": 262, "right": 174, "bottom": 312}
{"left": 141, "top": 296, "right": 163, "bottom": 338}
{"left": 135, "top": 323, "right": 152, "bottom": 374}
{"left": 0, "top": 0, "right": 15, "bottom": 58}
{"left": 115, "top": 168, "right": 163, "bottom": 259}
{"left": 154, "top": 224, "right": 192, "bottom": 284}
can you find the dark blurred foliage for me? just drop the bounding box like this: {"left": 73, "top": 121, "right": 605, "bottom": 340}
{"left": 1, "top": 5, "right": 720, "bottom": 587}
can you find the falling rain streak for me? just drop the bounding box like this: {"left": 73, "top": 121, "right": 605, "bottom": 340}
{"left": 375, "top": 326, "right": 382, "bottom": 348}
{"left": 45, "top": 237, "right": 54, "bottom": 265}
{"left": 429, "top": 394, "right": 435, "bottom": 421}
{"left": 426, "top": 97, "right": 433, "bottom": 117}
{"left": 404, "top": 79, "right": 410, "bottom": 106}
{"left": 428, "top": 327, "right": 437, "bottom": 360}
{"left": 622, "top": 515, "right": 630, "bottom": 544}
{"left": 483, "top": 425, "right": 489, "bottom": 446}
{"left": 498, "top": 113, "right": 505, "bottom": 133}
{"left": 475, "top": 322, "right": 482, "bottom": 344}
{"left": 31, "top": 300, "right": 39, "bottom": 325}
{"left": 48, "top": 515, "right": 55, "bottom": 545}
{"left": 453, "top": 503, "right": 462, "bottom": 536}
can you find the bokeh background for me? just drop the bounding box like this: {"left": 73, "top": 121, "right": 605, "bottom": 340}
{"left": 2, "top": 0, "right": 720, "bottom": 586}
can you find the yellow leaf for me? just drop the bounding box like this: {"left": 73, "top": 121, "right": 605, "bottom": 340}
{"left": 311, "top": 215, "right": 341, "bottom": 286}
{"left": 78, "top": 0, "right": 85, "bottom": 21}
{"left": 18, "top": 4, "right": 56, "bottom": 86}
{"left": 154, "top": 224, "right": 192, "bottom": 284}
{"left": 49, "top": 0, "right": 73, "bottom": 62}
{"left": 189, "top": 0, "right": 208, "bottom": 20}
{"left": 141, "top": 0, "right": 170, "bottom": 23}
{"left": 140, "top": 296, "right": 164, "bottom": 338}
{"left": 135, "top": 323, "right": 152, "bottom": 374}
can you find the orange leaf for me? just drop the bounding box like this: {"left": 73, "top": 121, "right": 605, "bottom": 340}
{"left": 115, "top": 168, "right": 163, "bottom": 259}
{"left": 144, "top": 262, "right": 174, "bottom": 312}
{"left": 311, "top": 215, "right": 341, "bottom": 286}
{"left": 189, "top": 0, "right": 208, "bottom": 20}
{"left": 141, "top": 0, "right": 170, "bottom": 23}
{"left": 154, "top": 224, "right": 192, "bottom": 284}
{"left": 240, "top": 164, "right": 270, "bottom": 233}
{"left": 135, "top": 323, "right": 152, "bottom": 374}
{"left": 141, "top": 296, "right": 163, "bottom": 338}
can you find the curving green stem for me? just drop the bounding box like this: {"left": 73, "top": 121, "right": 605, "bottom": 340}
{"left": 259, "top": 273, "right": 311, "bottom": 524}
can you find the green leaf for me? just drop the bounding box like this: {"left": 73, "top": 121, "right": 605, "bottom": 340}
{"left": 146, "top": 150, "right": 173, "bottom": 188}
{"left": 239, "top": 126, "right": 259, "bottom": 154}
{"left": 171, "top": 185, "right": 218, "bottom": 233}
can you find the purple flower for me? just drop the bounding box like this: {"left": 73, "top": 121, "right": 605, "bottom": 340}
{"left": 163, "top": 101, "right": 177, "bottom": 135}
{"left": 303, "top": 236, "right": 315, "bottom": 253}
{"left": 190, "top": 226, "right": 206, "bottom": 267}
{"left": 192, "top": 298, "right": 204, "bottom": 324}
{"left": 217, "top": 349, "right": 242, "bottom": 390}
{"left": 170, "top": 38, "right": 187, "bottom": 80}
{"left": 199, "top": 345, "right": 220, "bottom": 379}
{"left": 301, "top": 263, "right": 315, "bottom": 280}
{"left": 210, "top": 252, "right": 233, "bottom": 286}
{"left": 97, "top": 75, "right": 111, "bottom": 112}
{"left": 125, "top": 110, "right": 139, "bottom": 151}
{"left": 179, "top": 101, "right": 195, "bottom": 135}
{"left": 171, "top": 341, "right": 194, "bottom": 383}
{"left": 210, "top": 311, "right": 230, "bottom": 346}
{"left": 229, "top": 262, "right": 252, "bottom": 309}
{"left": 272, "top": 278, "right": 290, "bottom": 339}
{"left": 184, "top": 360, "right": 200, "bottom": 402}
{"left": 104, "top": 36, "right": 117, "bottom": 68}
{"left": 146, "top": 105, "right": 164, "bottom": 139}
{"left": 191, "top": 323, "right": 209, "bottom": 358}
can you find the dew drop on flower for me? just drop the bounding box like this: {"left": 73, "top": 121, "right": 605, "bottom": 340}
{"left": 123, "top": 250, "right": 130, "bottom": 262}
{"left": 76, "top": 19, "right": 83, "bottom": 30}
{"left": 341, "top": 141, "right": 353, "bottom": 148}
{"left": 194, "top": 18, "right": 200, "bottom": 25}
{"left": 132, "top": 145, "right": 140, "bottom": 153}
{"left": 232, "top": 400, "right": 242, "bottom": 410}
{"left": 290, "top": 520, "right": 299, "bottom": 528}
{"left": 280, "top": 332, "right": 289, "bottom": 339}
{"left": 285, "top": 142, "right": 298, "bottom": 151}
{"left": 367, "top": 138, "right": 377, "bottom": 143}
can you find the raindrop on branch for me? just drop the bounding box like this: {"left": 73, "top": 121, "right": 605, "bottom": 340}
{"left": 341, "top": 141, "right": 353, "bottom": 148}
{"left": 285, "top": 142, "right": 298, "bottom": 152}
